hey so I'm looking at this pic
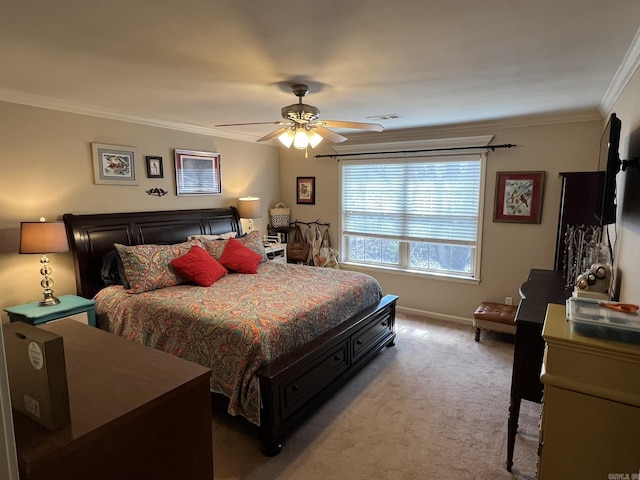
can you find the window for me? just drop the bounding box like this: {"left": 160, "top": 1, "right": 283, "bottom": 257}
{"left": 340, "top": 154, "right": 485, "bottom": 280}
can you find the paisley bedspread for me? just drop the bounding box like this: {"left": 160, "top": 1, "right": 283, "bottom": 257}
{"left": 94, "top": 262, "right": 383, "bottom": 425}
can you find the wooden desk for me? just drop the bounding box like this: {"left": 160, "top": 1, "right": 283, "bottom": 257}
{"left": 12, "top": 320, "right": 213, "bottom": 480}
{"left": 506, "top": 269, "right": 568, "bottom": 472}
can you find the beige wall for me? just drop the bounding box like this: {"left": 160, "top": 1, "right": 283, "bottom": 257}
{"left": 4, "top": 91, "right": 638, "bottom": 324}
{"left": 278, "top": 116, "right": 604, "bottom": 321}
{"left": 0, "top": 101, "right": 280, "bottom": 315}
{"left": 609, "top": 66, "right": 640, "bottom": 302}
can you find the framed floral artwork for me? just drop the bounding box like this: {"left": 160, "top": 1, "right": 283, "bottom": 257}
{"left": 494, "top": 171, "right": 545, "bottom": 223}
{"left": 91, "top": 143, "right": 139, "bottom": 185}
{"left": 174, "top": 149, "right": 222, "bottom": 195}
{"left": 296, "top": 176, "right": 315, "bottom": 204}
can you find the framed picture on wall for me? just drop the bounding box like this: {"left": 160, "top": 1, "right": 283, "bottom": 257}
{"left": 493, "top": 171, "right": 545, "bottom": 223}
{"left": 297, "top": 176, "right": 315, "bottom": 205}
{"left": 145, "top": 156, "right": 164, "bottom": 178}
{"left": 91, "top": 143, "right": 139, "bottom": 185}
{"left": 174, "top": 149, "right": 222, "bottom": 195}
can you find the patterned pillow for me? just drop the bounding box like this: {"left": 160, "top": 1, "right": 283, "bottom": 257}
{"left": 170, "top": 245, "right": 228, "bottom": 287}
{"left": 199, "top": 230, "right": 267, "bottom": 262}
{"left": 218, "top": 237, "right": 263, "bottom": 274}
{"left": 198, "top": 237, "right": 227, "bottom": 260}
{"left": 115, "top": 240, "right": 199, "bottom": 293}
{"left": 237, "top": 230, "right": 267, "bottom": 262}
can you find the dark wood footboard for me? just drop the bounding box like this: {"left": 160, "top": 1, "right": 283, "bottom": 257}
{"left": 257, "top": 294, "right": 398, "bottom": 455}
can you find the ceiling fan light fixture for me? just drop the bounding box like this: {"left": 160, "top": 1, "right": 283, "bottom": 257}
{"left": 308, "top": 130, "right": 323, "bottom": 148}
{"left": 293, "top": 128, "right": 310, "bottom": 149}
{"left": 278, "top": 130, "right": 294, "bottom": 148}
{"left": 218, "top": 83, "right": 383, "bottom": 148}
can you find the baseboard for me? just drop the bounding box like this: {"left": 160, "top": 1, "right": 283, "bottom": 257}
{"left": 396, "top": 305, "right": 473, "bottom": 326}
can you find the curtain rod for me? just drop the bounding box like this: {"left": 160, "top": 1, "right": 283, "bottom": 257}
{"left": 314, "top": 143, "right": 517, "bottom": 159}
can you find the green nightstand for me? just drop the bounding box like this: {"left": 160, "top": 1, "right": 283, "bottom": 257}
{"left": 5, "top": 294, "right": 97, "bottom": 327}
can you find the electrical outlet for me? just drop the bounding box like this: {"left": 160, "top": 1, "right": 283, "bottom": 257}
{"left": 505, "top": 296, "right": 513, "bottom": 306}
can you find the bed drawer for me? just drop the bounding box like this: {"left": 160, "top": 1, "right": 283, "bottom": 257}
{"left": 281, "top": 340, "right": 349, "bottom": 420}
{"left": 352, "top": 309, "right": 393, "bottom": 362}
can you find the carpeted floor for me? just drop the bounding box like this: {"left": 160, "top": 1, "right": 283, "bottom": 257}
{"left": 210, "top": 312, "right": 541, "bottom": 479}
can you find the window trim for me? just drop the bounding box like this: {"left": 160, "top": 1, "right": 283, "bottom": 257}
{"left": 338, "top": 152, "right": 486, "bottom": 281}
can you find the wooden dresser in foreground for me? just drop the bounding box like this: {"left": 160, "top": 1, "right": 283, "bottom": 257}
{"left": 12, "top": 319, "right": 213, "bottom": 480}
{"left": 538, "top": 304, "right": 640, "bottom": 478}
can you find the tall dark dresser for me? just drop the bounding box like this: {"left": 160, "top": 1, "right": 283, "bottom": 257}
{"left": 507, "top": 171, "right": 602, "bottom": 471}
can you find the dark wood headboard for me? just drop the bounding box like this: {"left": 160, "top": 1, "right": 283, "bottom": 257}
{"left": 63, "top": 207, "right": 243, "bottom": 299}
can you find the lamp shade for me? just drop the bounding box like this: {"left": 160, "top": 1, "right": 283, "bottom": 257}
{"left": 20, "top": 221, "right": 69, "bottom": 254}
{"left": 293, "top": 128, "right": 309, "bottom": 149}
{"left": 278, "top": 130, "right": 294, "bottom": 148}
{"left": 308, "top": 130, "right": 323, "bottom": 148}
{"left": 237, "top": 197, "right": 262, "bottom": 219}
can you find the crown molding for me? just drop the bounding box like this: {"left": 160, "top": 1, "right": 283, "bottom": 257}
{"left": 0, "top": 89, "right": 257, "bottom": 142}
{"left": 0, "top": 88, "right": 606, "bottom": 146}
{"left": 343, "top": 109, "right": 603, "bottom": 145}
{"left": 601, "top": 25, "right": 640, "bottom": 115}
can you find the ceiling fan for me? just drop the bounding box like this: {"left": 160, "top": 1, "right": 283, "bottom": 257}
{"left": 215, "top": 84, "right": 384, "bottom": 151}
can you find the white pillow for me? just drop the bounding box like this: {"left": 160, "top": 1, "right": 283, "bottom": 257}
{"left": 187, "top": 232, "right": 237, "bottom": 240}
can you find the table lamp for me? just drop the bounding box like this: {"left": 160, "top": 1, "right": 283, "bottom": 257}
{"left": 237, "top": 196, "right": 262, "bottom": 233}
{"left": 20, "top": 219, "right": 69, "bottom": 306}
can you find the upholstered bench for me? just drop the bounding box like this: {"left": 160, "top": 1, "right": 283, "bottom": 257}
{"left": 473, "top": 302, "right": 517, "bottom": 342}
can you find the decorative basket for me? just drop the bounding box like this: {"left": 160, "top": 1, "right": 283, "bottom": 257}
{"left": 270, "top": 202, "right": 290, "bottom": 228}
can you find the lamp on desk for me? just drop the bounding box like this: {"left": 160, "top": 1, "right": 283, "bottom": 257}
{"left": 20, "top": 219, "right": 69, "bottom": 306}
{"left": 237, "top": 196, "right": 262, "bottom": 233}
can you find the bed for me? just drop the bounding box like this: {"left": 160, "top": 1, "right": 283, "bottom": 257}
{"left": 63, "top": 207, "right": 397, "bottom": 455}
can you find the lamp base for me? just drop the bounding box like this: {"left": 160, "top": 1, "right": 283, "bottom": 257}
{"left": 39, "top": 292, "right": 60, "bottom": 307}
{"left": 38, "top": 257, "right": 60, "bottom": 307}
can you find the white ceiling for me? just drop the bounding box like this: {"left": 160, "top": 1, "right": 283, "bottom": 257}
{"left": 1, "top": 1, "right": 639, "bottom": 142}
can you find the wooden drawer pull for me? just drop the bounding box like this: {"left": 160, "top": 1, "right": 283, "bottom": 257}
{"left": 381, "top": 322, "right": 387, "bottom": 327}
{"left": 356, "top": 340, "right": 363, "bottom": 345}
{"left": 292, "top": 385, "right": 300, "bottom": 392}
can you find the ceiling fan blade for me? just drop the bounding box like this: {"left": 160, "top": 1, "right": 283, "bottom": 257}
{"left": 319, "top": 120, "right": 384, "bottom": 132}
{"left": 215, "top": 121, "right": 287, "bottom": 127}
{"left": 312, "top": 126, "right": 348, "bottom": 143}
{"left": 256, "top": 126, "right": 291, "bottom": 142}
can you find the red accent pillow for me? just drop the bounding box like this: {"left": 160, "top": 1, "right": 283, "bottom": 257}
{"left": 218, "top": 237, "right": 263, "bottom": 274}
{"left": 170, "top": 245, "right": 228, "bottom": 287}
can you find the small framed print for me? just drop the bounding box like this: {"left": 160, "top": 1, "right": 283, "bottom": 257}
{"left": 297, "top": 176, "right": 315, "bottom": 205}
{"left": 494, "top": 171, "right": 545, "bottom": 223}
{"left": 174, "top": 149, "right": 222, "bottom": 195}
{"left": 91, "top": 143, "right": 139, "bottom": 185}
{"left": 145, "top": 156, "right": 164, "bottom": 178}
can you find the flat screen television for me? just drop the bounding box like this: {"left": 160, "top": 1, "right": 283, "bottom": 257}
{"left": 596, "top": 113, "right": 621, "bottom": 226}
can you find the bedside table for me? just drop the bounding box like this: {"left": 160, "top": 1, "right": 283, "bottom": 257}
{"left": 5, "top": 294, "right": 97, "bottom": 327}
{"left": 264, "top": 243, "right": 287, "bottom": 263}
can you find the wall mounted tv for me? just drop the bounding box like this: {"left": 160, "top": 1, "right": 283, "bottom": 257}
{"left": 596, "top": 112, "right": 621, "bottom": 226}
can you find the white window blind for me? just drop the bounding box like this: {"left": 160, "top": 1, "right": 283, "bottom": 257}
{"left": 341, "top": 154, "right": 483, "bottom": 278}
